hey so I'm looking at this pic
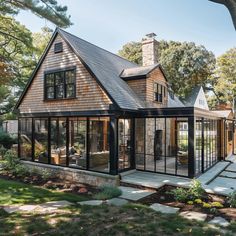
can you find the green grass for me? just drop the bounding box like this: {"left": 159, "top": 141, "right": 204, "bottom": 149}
{"left": 0, "top": 178, "right": 234, "bottom": 236}
{"left": 0, "top": 203, "right": 231, "bottom": 236}
{"left": 0, "top": 178, "right": 87, "bottom": 205}
{"left": 94, "top": 185, "right": 122, "bottom": 200}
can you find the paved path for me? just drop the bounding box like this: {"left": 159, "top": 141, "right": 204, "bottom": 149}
{"left": 121, "top": 161, "right": 235, "bottom": 196}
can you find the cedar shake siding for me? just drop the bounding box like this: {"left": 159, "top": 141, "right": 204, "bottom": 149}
{"left": 126, "top": 67, "right": 168, "bottom": 108}
{"left": 18, "top": 34, "right": 112, "bottom": 114}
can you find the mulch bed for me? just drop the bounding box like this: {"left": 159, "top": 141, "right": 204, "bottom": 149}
{"left": 129, "top": 184, "right": 236, "bottom": 221}
{"left": 0, "top": 170, "right": 99, "bottom": 197}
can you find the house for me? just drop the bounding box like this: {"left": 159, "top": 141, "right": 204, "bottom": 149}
{"left": 15, "top": 28, "right": 235, "bottom": 185}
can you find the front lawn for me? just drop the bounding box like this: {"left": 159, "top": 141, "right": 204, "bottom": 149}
{"left": 0, "top": 203, "right": 226, "bottom": 236}
{"left": 0, "top": 178, "right": 87, "bottom": 205}
{"left": 0, "top": 178, "right": 234, "bottom": 235}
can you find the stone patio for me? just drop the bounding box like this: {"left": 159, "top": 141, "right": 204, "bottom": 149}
{"left": 150, "top": 203, "right": 180, "bottom": 214}
{"left": 78, "top": 200, "right": 103, "bottom": 206}
{"left": 179, "top": 211, "right": 207, "bottom": 221}
{"left": 121, "top": 161, "right": 236, "bottom": 196}
{"left": 118, "top": 186, "right": 156, "bottom": 201}
{"left": 209, "top": 216, "right": 230, "bottom": 227}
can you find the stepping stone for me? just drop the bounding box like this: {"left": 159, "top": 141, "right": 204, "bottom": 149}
{"left": 119, "top": 186, "right": 155, "bottom": 201}
{"left": 179, "top": 211, "right": 207, "bottom": 221}
{"left": 39, "top": 200, "right": 73, "bottom": 212}
{"left": 220, "top": 171, "right": 236, "bottom": 178}
{"left": 209, "top": 216, "right": 230, "bottom": 227}
{"left": 3, "top": 204, "right": 38, "bottom": 213}
{"left": 150, "top": 203, "right": 179, "bottom": 214}
{"left": 226, "top": 163, "right": 236, "bottom": 172}
{"left": 78, "top": 200, "right": 103, "bottom": 206}
{"left": 107, "top": 198, "right": 128, "bottom": 206}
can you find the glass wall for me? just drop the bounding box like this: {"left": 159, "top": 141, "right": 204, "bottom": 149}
{"left": 118, "top": 119, "right": 131, "bottom": 171}
{"left": 19, "top": 118, "right": 32, "bottom": 161}
{"left": 19, "top": 116, "right": 110, "bottom": 173}
{"left": 135, "top": 117, "right": 189, "bottom": 177}
{"left": 50, "top": 118, "right": 67, "bottom": 166}
{"left": 195, "top": 118, "right": 218, "bottom": 175}
{"left": 89, "top": 117, "right": 110, "bottom": 173}
{"left": 34, "top": 119, "right": 48, "bottom": 163}
{"left": 68, "top": 117, "right": 87, "bottom": 169}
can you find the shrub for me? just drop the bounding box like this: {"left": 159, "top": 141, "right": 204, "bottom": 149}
{"left": 195, "top": 199, "right": 203, "bottom": 204}
{"left": 188, "top": 179, "right": 205, "bottom": 200}
{"left": 169, "top": 179, "right": 205, "bottom": 203}
{"left": 187, "top": 201, "right": 193, "bottom": 205}
{"left": 94, "top": 185, "right": 122, "bottom": 200}
{"left": 3, "top": 150, "right": 19, "bottom": 170}
{"left": 0, "top": 145, "right": 7, "bottom": 158}
{"left": 211, "top": 202, "right": 223, "bottom": 208}
{"left": 169, "top": 187, "right": 188, "bottom": 202}
{"left": 0, "top": 132, "right": 17, "bottom": 149}
{"left": 227, "top": 191, "right": 236, "bottom": 208}
{"left": 13, "top": 164, "right": 29, "bottom": 177}
{"left": 202, "top": 202, "right": 211, "bottom": 208}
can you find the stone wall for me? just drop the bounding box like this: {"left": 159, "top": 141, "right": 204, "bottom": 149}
{"left": 21, "top": 161, "right": 120, "bottom": 186}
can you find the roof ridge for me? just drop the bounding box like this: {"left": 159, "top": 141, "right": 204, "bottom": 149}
{"left": 58, "top": 28, "right": 138, "bottom": 67}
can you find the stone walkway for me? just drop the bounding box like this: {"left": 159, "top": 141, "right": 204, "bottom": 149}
{"left": 2, "top": 200, "right": 73, "bottom": 214}
{"left": 121, "top": 161, "right": 236, "bottom": 196}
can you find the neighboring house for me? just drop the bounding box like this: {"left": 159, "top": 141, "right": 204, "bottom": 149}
{"left": 15, "top": 28, "right": 235, "bottom": 183}
{"left": 2, "top": 120, "right": 18, "bottom": 135}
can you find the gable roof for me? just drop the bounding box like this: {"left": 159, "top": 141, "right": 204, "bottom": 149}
{"left": 120, "top": 64, "right": 159, "bottom": 79}
{"left": 16, "top": 28, "right": 145, "bottom": 110}
{"left": 184, "top": 86, "right": 209, "bottom": 110}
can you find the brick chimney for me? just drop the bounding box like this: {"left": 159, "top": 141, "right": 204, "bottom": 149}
{"left": 142, "top": 33, "right": 158, "bottom": 66}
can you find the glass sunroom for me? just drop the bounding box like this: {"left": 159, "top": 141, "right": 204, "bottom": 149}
{"left": 18, "top": 106, "right": 228, "bottom": 178}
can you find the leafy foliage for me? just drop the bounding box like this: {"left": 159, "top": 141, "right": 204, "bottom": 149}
{"left": 169, "top": 179, "right": 205, "bottom": 202}
{"left": 0, "top": 0, "right": 72, "bottom": 28}
{"left": 209, "top": 48, "right": 236, "bottom": 107}
{"left": 0, "top": 132, "right": 17, "bottom": 149}
{"left": 227, "top": 190, "right": 236, "bottom": 208}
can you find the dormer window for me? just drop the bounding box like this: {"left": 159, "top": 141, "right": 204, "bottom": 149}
{"left": 154, "top": 83, "right": 165, "bottom": 103}
{"left": 44, "top": 68, "right": 76, "bottom": 100}
{"left": 54, "top": 42, "right": 63, "bottom": 53}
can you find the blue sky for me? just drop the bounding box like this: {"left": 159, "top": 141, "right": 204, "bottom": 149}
{"left": 16, "top": 0, "right": 235, "bottom": 56}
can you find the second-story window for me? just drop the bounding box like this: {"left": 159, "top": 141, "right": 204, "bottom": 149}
{"left": 45, "top": 68, "right": 76, "bottom": 100}
{"left": 154, "top": 83, "right": 165, "bottom": 103}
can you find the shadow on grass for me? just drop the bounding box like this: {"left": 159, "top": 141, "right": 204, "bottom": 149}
{"left": 0, "top": 178, "right": 87, "bottom": 205}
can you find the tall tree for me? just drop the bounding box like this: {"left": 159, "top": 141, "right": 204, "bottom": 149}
{"left": 1, "top": 0, "right": 72, "bottom": 28}
{"left": 210, "top": 48, "right": 236, "bottom": 106}
{"left": 118, "top": 40, "right": 216, "bottom": 99}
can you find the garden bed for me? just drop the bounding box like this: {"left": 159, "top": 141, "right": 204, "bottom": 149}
{"left": 136, "top": 185, "right": 236, "bottom": 221}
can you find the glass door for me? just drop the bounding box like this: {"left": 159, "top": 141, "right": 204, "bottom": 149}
{"left": 118, "top": 119, "right": 132, "bottom": 172}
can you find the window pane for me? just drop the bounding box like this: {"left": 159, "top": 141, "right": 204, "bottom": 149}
{"left": 89, "top": 117, "right": 110, "bottom": 173}
{"left": 69, "top": 118, "right": 87, "bottom": 169}
{"left": 34, "top": 119, "right": 48, "bottom": 163}
{"left": 45, "top": 74, "right": 54, "bottom": 86}
{"left": 66, "top": 84, "right": 75, "bottom": 98}
{"left": 46, "top": 87, "right": 54, "bottom": 99}
{"left": 50, "top": 118, "right": 67, "bottom": 166}
{"left": 65, "top": 70, "right": 75, "bottom": 84}
{"left": 19, "top": 118, "right": 32, "bottom": 161}
{"left": 56, "top": 84, "right": 64, "bottom": 98}
{"left": 55, "top": 72, "right": 64, "bottom": 85}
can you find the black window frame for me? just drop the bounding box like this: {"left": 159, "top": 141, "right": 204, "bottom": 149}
{"left": 44, "top": 67, "right": 76, "bottom": 100}
{"left": 54, "top": 42, "right": 63, "bottom": 53}
{"left": 154, "top": 83, "right": 164, "bottom": 103}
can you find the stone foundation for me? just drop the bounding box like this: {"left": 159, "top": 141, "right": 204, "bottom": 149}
{"left": 21, "top": 161, "right": 120, "bottom": 186}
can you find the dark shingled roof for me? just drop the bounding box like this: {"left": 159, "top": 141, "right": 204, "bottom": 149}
{"left": 168, "top": 93, "right": 185, "bottom": 108}
{"left": 58, "top": 29, "right": 145, "bottom": 110}
{"left": 184, "top": 86, "right": 202, "bottom": 107}
{"left": 120, "top": 64, "right": 159, "bottom": 78}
